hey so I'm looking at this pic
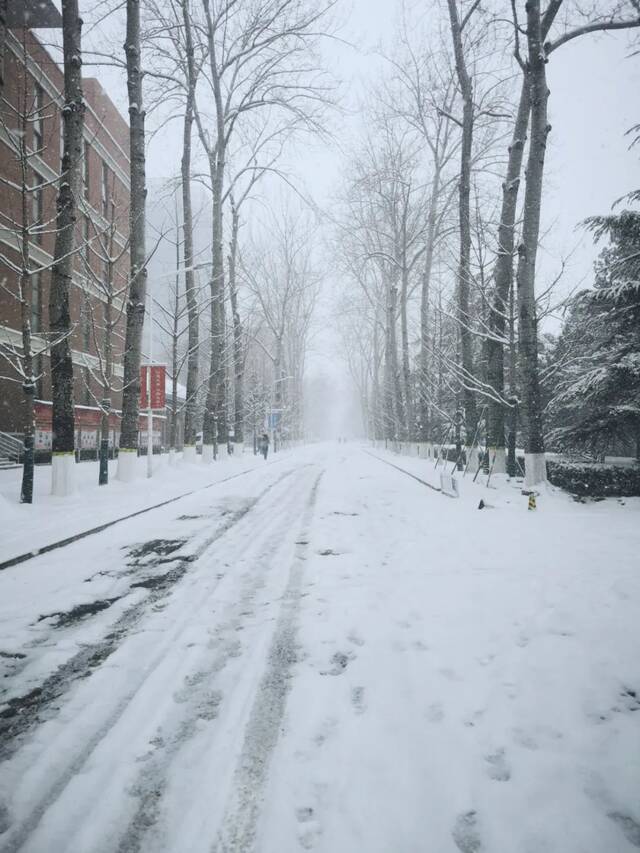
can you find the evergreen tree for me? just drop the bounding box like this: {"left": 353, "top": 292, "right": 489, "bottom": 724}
{"left": 546, "top": 211, "right": 640, "bottom": 458}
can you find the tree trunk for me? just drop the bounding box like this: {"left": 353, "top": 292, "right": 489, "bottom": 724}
{"left": 447, "top": 0, "right": 478, "bottom": 449}
{"left": 0, "top": 0, "right": 7, "bottom": 95}
{"left": 228, "top": 203, "right": 244, "bottom": 444}
{"left": 18, "top": 96, "right": 35, "bottom": 503}
{"left": 486, "top": 78, "right": 530, "bottom": 473}
{"left": 99, "top": 285, "right": 113, "bottom": 485}
{"left": 50, "top": 0, "right": 85, "bottom": 495}
{"left": 202, "top": 161, "right": 226, "bottom": 458}
{"left": 516, "top": 0, "right": 549, "bottom": 486}
{"left": 400, "top": 255, "right": 412, "bottom": 440}
{"left": 507, "top": 273, "right": 518, "bottom": 477}
{"left": 169, "top": 233, "right": 179, "bottom": 451}
{"left": 118, "top": 0, "right": 147, "bottom": 480}
{"left": 181, "top": 0, "right": 199, "bottom": 452}
{"left": 418, "top": 180, "right": 439, "bottom": 442}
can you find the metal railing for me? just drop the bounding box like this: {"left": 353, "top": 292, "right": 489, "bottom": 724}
{"left": 0, "top": 431, "right": 23, "bottom": 462}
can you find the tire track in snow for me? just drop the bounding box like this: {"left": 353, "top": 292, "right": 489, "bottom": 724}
{"left": 212, "top": 469, "right": 324, "bottom": 853}
{"left": 0, "top": 466, "right": 297, "bottom": 761}
{"left": 0, "top": 467, "right": 309, "bottom": 853}
{"left": 114, "top": 471, "right": 320, "bottom": 853}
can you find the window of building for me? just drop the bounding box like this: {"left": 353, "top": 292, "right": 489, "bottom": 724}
{"left": 83, "top": 140, "right": 90, "bottom": 201}
{"left": 32, "top": 171, "right": 44, "bottom": 244}
{"left": 33, "top": 82, "right": 44, "bottom": 152}
{"left": 101, "top": 161, "right": 110, "bottom": 218}
{"left": 30, "top": 270, "right": 41, "bottom": 334}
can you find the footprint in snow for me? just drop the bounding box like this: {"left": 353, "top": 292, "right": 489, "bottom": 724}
{"left": 485, "top": 748, "right": 511, "bottom": 781}
{"left": 296, "top": 805, "right": 322, "bottom": 849}
{"left": 608, "top": 812, "right": 640, "bottom": 848}
{"left": 452, "top": 811, "right": 482, "bottom": 853}
{"left": 347, "top": 630, "right": 365, "bottom": 647}
{"left": 426, "top": 702, "right": 444, "bottom": 723}
{"left": 351, "top": 686, "right": 366, "bottom": 714}
{"left": 320, "top": 651, "right": 353, "bottom": 676}
{"left": 313, "top": 716, "right": 338, "bottom": 746}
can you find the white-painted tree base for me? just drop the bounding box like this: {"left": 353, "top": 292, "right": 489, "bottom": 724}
{"left": 182, "top": 445, "right": 197, "bottom": 464}
{"left": 51, "top": 454, "right": 76, "bottom": 497}
{"left": 202, "top": 444, "right": 214, "bottom": 464}
{"left": 168, "top": 449, "right": 176, "bottom": 466}
{"left": 466, "top": 446, "right": 481, "bottom": 475}
{"left": 218, "top": 443, "right": 229, "bottom": 459}
{"left": 490, "top": 447, "right": 507, "bottom": 475}
{"left": 234, "top": 442, "right": 244, "bottom": 456}
{"left": 525, "top": 452, "right": 547, "bottom": 487}
{"left": 116, "top": 450, "right": 138, "bottom": 482}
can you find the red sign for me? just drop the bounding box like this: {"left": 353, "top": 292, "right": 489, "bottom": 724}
{"left": 140, "top": 365, "right": 166, "bottom": 410}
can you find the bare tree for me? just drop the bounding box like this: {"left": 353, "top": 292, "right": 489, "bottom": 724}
{"left": 117, "top": 0, "right": 148, "bottom": 481}
{"left": 446, "top": 0, "right": 482, "bottom": 460}
{"left": 49, "top": 0, "right": 85, "bottom": 496}
{"left": 511, "top": 0, "right": 640, "bottom": 485}
{"left": 185, "top": 0, "right": 334, "bottom": 460}
{"left": 79, "top": 203, "right": 129, "bottom": 484}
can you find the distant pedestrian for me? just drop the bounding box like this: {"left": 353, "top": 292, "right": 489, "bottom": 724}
{"left": 260, "top": 432, "right": 270, "bottom": 460}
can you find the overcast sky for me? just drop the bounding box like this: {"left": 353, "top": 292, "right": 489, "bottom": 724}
{"left": 40, "top": 0, "right": 638, "bottom": 434}
{"left": 66, "top": 0, "right": 640, "bottom": 295}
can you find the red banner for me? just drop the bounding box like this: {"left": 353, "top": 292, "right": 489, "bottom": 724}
{"left": 140, "top": 365, "right": 166, "bottom": 410}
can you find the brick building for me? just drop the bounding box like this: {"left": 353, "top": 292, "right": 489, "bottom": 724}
{"left": 0, "top": 11, "right": 139, "bottom": 458}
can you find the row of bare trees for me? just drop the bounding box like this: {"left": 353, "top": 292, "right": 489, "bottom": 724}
{"left": 1, "top": 0, "right": 331, "bottom": 501}
{"left": 335, "top": 0, "right": 640, "bottom": 486}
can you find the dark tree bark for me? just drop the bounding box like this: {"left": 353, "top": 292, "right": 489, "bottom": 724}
{"left": 486, "top": 3, "right": 564, "bottom": 472}
{"left": 118, "top": 0, "right": 147, "bottom": 473}
{"left": 516, "top": 0, "right": 550, "bottom": 485}
{"left": 418, "top": 178, "right": 439, "bottom": 443}
{"left": 16, "top": 62, "right": 35, "bottom": 503}
{"left": 486, "top": 78, "right": 529, "bottom": 471}
{"left": 180, "top": 0, "right": 199, "bottom": 451}
{"left": 198, "top": 0, "right": 228, "bottom": 458}
{"left": 228, "top": 200, "right": 244, "bottom": 444}
{"left": 49, "top": 0, "right": 85, "bottom": 491}
{"left": 169, "top": 232, "right": 180, "bottom": 451}
{"left": 0, "top": 0, "right": 7, "bottom": 95}
{"left": 447, "top": 0, "right": 478, "bottom": 448}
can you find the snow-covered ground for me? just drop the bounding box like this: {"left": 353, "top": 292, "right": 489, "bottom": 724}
{"left": 0, "top": 450, "right": 272, "bottom": 566}
{"left": 0, "top": 443, "right": 638, "bottom": 853}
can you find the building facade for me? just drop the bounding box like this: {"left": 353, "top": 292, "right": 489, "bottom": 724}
{"left": 0, "top": 21, "right": 140, "bottom": 457}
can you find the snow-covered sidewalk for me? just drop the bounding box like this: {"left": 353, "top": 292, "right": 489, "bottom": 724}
{"left": 0, "top": 450, "right": 275, "bottom": 566}
{"left": 0, "top": 443, "right": 638, "bottom": 853}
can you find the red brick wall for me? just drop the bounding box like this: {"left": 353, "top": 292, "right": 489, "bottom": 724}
{"left": 0, "top": 27, "right": 131, "bottom": 441}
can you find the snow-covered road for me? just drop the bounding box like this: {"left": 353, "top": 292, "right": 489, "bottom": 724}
{"left": 1, "top": 444, "right": 639, "bottom": 853}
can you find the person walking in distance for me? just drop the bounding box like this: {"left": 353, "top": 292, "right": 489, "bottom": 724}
{"left": 260, "top": 432, "right": 270, "bottom": 460}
